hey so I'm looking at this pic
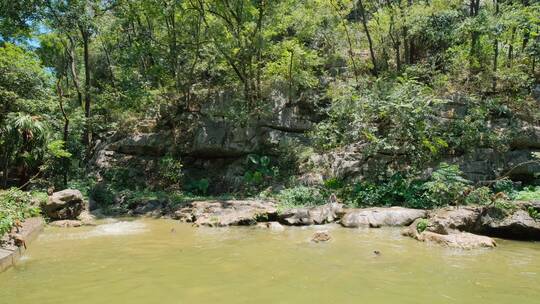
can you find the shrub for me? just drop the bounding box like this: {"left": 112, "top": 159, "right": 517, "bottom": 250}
{"left": 185, "top": 178, "right": 210, "bottom": 195}
{"left": 422, "top": 163, "right": 470, "bottom": 206}
{"left": 158, "top": 154, "right": 183, "bottom": 186}
{"left": 515, "top": 186, "right": 540, "bottom": 201}
{"left": 465, "top": 186, "right": 493, "bottom": 205}
{"left": 276, "top": 186, "right": 326, "bottom": 210}
{"left": 492, "top": 178, "right": 516, "bottom": 198}
{"left": 0, "top": 188, "right": 42, "bottom": 236}
{"left": 527, "top": 207, "right": 540, "bottom": 220}
{"left": 342, "top": 174, "right": 428, "bottom": 209}
{"left": 244, "top": 154, "right": 277, "bottom": 187}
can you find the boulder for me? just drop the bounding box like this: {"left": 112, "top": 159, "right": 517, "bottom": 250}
{"left": 42, "top": 189, "right": 85, "bottom": 220}
{"left": 279, "top": 203, "right": 344, "bottom": 226}
{"left": 49, "top": 220, "right": 83, "bottom": 228}
{"left": 311, "top": 231, "right": 331, "bottom": 243}
{"left": 477, "top": 208, "right": 540, "bottom": 240}
{"left": 176, "top": 200, "right": 278, "bottom": 227}
{"left": 340, "top": 207, "right": 426, "bottom": 228}
{"left": 426, "top": 207, "right": 481, "bottom": 234}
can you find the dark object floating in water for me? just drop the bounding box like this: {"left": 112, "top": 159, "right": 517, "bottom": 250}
{"left": 373, "top": 250, "right": 381, "bottom": 256}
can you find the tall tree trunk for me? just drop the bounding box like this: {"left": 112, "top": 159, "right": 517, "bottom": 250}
{"left": 330, "top": 0, "right": 359, "bottom": 84}
{"left": 80, "top": 25, "right": 91, "bottom": 150}
{"left": 67, "top": 36, "right": 83, "bottom": 107}
{"left": 469, "top": 0, "right": 481, "bottom": 74}
{"left": 357, "top": 0, "right": 378, "bottom": 76}
{"left": 507, "top": 27, "right": 516, "bottom": 67}
{"left": 492, "top": 0, "right": 499, "bottom": 91}
{"left": 2, "top": 150, "right": 9, "bottom": 188}
{"left": 56, "top": 78, "right": 70, "bottom": 186}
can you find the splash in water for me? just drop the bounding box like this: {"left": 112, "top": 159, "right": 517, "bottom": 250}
{"left": 41, "top": 221, "right": 147, "bottom": 241}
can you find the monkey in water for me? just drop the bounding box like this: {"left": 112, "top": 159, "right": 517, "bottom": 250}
{"left": 12, "top": 234, "right": 26, "bottom": 249}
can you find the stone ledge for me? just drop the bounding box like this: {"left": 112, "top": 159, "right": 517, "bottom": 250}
{"left": 0, "top": 217, "right": 44, "bottom": 273}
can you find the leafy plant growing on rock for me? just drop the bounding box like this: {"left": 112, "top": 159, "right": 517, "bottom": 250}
{"left": 416, "top": 219, "right": 429, "bottom": 233}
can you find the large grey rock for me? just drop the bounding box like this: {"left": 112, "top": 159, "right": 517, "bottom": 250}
{"left": 279, "top": 203, "right": 344, "bottom": 225}
{"left": 341, "top": 207, "right": 426, "bottom": 228}
{"left": 42, "top": 189, "right": 85, "bottom": 220}
{"left": 427, "top": 207, "right": 482, "bottom": 234}
{"left": 175, "top": 200, "right": 277, "bottom": 227}
{"left": 477, "top": 208, "right": 540, "bottom": 240}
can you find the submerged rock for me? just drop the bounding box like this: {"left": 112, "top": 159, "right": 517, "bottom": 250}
{"left": 49, "top": 220, "right": 83, "bottom": 228}
{"left": 279, "top": 203, "right": 344, "bottom": 226}
{"left": 311, "top": 231, "right": 331, "bottom": 243}
{"left": 77, "top": 211, "right": 97, "bottom": 226}
{"left": 340, "top": 207, "right": 426, "bottom": 228}
{"left": 256, "top": 221, "right": 285, "bottom": 231}
{"left": 42, "top": 189, "right": 85, "bottom": 220}
{"left": 175, "top": 200, "right": 278, "bottom": 227}
{"left": 415, "top": 231, "right": 496, "bottom": 250}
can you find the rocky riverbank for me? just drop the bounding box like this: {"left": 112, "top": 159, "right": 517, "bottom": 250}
{"left": 170, "top": 199, "right": 540, "bottom": 249}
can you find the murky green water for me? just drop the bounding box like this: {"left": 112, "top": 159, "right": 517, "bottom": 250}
{"left": 1, "top": 219, "right": 539, "bottom": 304}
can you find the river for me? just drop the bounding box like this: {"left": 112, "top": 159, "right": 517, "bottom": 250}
{"left": 1, "top": 219, "right": 539, "bottom": 303}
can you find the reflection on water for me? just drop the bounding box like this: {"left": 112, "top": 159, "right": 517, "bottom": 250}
{"left": 1, "top": 219, "right": 539, "bottom": 304}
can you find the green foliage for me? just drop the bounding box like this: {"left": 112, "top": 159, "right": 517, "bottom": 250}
{"left": 0, "top": 188, "right": 42, "bottom": 236}
{"left": 323, "top": 178, "right": 343, "bottom": 190}
{"left": 515, "top": 187, "right": 540, "bottom": 201}
{"left": 343, "top": 174, "right": 425, "bottom": 208}
{"left": 528, "top": 207, "right": 540, "bottom": 221}
{"left": 243, "top": 154, "right": 277, "bottom": 187}
{"left": 276, "top": 186, "right": 326, "bottom": 211}
{"left": 493, "top": 178, "right": 516, "bottom": 196}
{"left": 493, "top": 199, "right": 517, "bottom": 216}
{"left": 416, "top": 219, "right": 429, "bottom": 233}
{"left": 46, "top": 140, "right": 72, "bottom": 159}
{"left": 422, "top": 163, "right": 470, "bottom": 207}
{"left": 465, "top": 186, "right": 493, "bottom": 206}
{"left": 158, "top": 155, "right": 183, "bottom": 186}
{"left": 313, "top": 79, "right": 449, "bottom": 173}
{"left": 185, "top": 178, "right": 210, "bottom": 195}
